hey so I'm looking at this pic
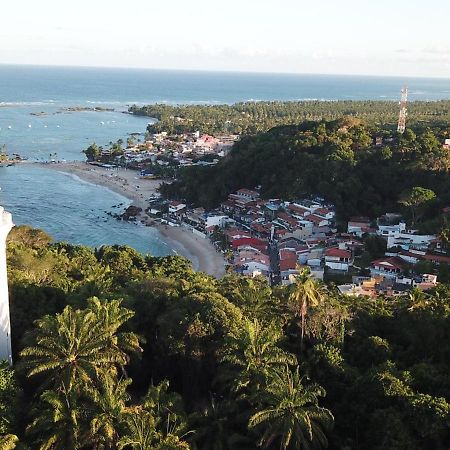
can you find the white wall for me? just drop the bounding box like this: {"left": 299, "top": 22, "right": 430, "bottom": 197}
{"left": 0, "top": 207, "right": 13, "bottom": 364}
{"left": 325, "top": 261, "right": 349, "bottom": 272}
{"left": 206, "top": 215, "right": 229, "bottom": 228}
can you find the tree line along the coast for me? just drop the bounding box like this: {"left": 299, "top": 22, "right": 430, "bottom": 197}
{"left": 130, "top": 100, "right": 450, "bottom": 135}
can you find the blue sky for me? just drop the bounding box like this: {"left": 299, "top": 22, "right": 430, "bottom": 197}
{"left": 1, "top": 0, "right": 449, "bottom": 77}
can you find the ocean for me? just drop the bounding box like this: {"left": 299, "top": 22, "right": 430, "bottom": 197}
{"left": 1, "top": 64, "right": 449, "bottom": 253}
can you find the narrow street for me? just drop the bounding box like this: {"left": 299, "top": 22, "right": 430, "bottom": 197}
{"left": 268, "top": 241, "right": 281, "bottom": 285}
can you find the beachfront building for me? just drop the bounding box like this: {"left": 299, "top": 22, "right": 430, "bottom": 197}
{"left": 168, "top": 201, "right": 187, "bottom": 217}
{"left": 0, "top": 206, "right": 14, "bottom": 364}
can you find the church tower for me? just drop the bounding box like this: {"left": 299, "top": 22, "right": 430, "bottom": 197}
{"left": 0, "top": 207, "right": 13, "bottom": 364}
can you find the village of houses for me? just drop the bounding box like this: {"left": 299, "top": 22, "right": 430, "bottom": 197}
{"left": 148, "top": 186, "right": 447, "bottom": 297}
{"left": 107, "top": 130, "right": 238, "bottom": 170}
{"left": 103, "top": 130, "right": 450, "bottom": 297}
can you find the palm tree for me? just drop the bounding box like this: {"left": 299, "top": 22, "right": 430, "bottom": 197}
{"left": 218, "top": 276, "right": 284, "bottom": 323}
{"left": 189, "top": 397, "right": 252, "bottom": 450}
{"left": 21, "top": 299, "right": 141, "bottom": 449}
{"left": 118, "top": 408, "right": 189, "bottom": 450}
{"left": 0, "top": 434, "right": 18, "bottom": 450}
{"left": 143, "top": 380, "right": 188, "bottom": 440}
{"left": 407, "top": 288, "right": 430, "bottom": 311}
{"left": 20, "top": 297, "right": 141, "bottom": 392}
{"left": 249, "top": 367, "right": 333, "bottom": 450}
{"left": 221, "top": 318, "right": 296, "bottom": 393}
{"left": 88, "top": 376, "right": 131, "bottom": 449}
{"left": 117, "top": 408, "right": 159, "bottom": 450}
{"left": 290, "top": 269, "right": 326, "bottom": 351}
{"left": 26, "top": 388, "right": 86, "bottom": 450}
{"left": 118, "top": 381, "right": 191, "bottom": 450}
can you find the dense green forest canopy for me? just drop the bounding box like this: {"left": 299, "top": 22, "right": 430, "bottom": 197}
{"left": 160, "top": 119, "right": 450, "bottom": 228}
{"left": 129, "top": 100, "right": 450, "bottom": 135}
{"left": 2, "top": 226, "right": 449, "bottom": 449}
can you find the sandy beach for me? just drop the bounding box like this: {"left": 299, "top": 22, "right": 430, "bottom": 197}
{"left": 37, "top": 162, "right": 226, "bottom": 278}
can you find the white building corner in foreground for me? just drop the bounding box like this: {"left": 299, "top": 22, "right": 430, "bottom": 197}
{"left": 0, "top": 206, "right": 14, "bottom": 364}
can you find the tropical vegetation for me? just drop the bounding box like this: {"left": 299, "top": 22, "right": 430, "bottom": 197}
{"left": 1, "top": 225, "right": 449, "bottom": 449}
{"left": 159, "top": 118, "right": 450, "bottom": 230}
{"left": 130, "top": 100, "right": 450, "bottom": 135}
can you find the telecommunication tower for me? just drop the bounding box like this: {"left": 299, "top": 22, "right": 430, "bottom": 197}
{"left": 397, "top": 86, "right": 408, "bottom": 134}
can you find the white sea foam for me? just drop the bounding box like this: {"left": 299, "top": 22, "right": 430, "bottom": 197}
{"left": 0, "top": 100, "right": 59, "bottom": 107}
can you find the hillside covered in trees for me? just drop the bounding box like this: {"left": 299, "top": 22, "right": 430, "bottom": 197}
{"left": 160, "top": 118, "right": 450, "bottom": 228}
{"left": 1, "top": 226, "right": 449, "bottom": 449}
{"left": 130, "top": 100, "right": 450, "bottom": 135}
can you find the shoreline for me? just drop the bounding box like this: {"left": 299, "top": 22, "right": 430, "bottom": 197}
{"left": 35, "top": 162, "right": 226, "bottom": 278}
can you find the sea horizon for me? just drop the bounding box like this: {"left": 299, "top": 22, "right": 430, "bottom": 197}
{"left": 1, "top": 64, "right": 450, "bottom": 108}
{"left": 2, "top": 62, "right": 450, "bottom": 83}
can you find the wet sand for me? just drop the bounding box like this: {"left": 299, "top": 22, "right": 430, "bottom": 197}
{"left": 38, "top": 162, "right": 226, "bottom": 278}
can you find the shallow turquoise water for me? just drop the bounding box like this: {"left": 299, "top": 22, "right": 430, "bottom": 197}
{"left": 0, "top": 164, "right": 172, "bottom": 255}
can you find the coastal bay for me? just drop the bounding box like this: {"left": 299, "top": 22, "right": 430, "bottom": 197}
{"left": 38, "top": 162, "right": 226, "bottom": 278}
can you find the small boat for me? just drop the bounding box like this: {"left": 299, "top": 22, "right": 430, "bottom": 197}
{"left": 7, "top": 125, "right": 11, "bottom": 129}
{"left": 28, "top": 124, "right": 32, "bottom": 128}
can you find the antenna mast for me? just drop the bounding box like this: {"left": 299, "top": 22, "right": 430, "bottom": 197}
{"left": 397, "top": 86, "right": 408, "bottom": 134}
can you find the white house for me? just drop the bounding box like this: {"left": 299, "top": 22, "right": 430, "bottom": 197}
{"left": 347, "top": 217, "right": 371, "bottom": 237}
{"left": 395, "top": 249, "right": 425, "bottom": 264}
{"left": 242, "top": 261, "right": 270, "bottom": 278}
{"left": 370, "top": 257, "right": 405, "bottom": 279}
{"left": 205, "top": 215, "right": 234, "bottom": 229}
{"left": 377, "top": 222, "right": 406, "bottom": 237}
{"left": 386, "top": 232, "right": 436, "bottom": 250}
{"left": 168, "top": 201, "right": 186, "bottom": 216}
{"left": 325, "top": 248, "right": 353, "bottom": 272}
{"left": 306, "top": 214, "right": 329, "bottom": 228}
{"left": 314, "top": 207, "right": 335, "bottom": 220}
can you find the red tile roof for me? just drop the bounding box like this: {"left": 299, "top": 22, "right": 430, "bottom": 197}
{"left": 349, "top": 216, "right": 370, "bottom": 223}
{"left": 278, "top": 213, "right": 300, "bottom": 228}
{"left": 232, "top": 237, "right": 268, "bottom": 252}
{"left": 307, "top": 214, "right": 326, "bottom": 225}
{"left": 315, "top": 207, "right": 331, "bottom": 216}
{"left": 279, "top": 258, "right": 298, "bottom": 271}
{"left": 398, "top": 250, "right": 423, "bottom": 258}
{"left": 423, "top": 254, "right": 450, "bottom": 264}
{"left": 251, "top": 223, "right": 271, "bottom": 234}
{"left": 371, "top": 257, "right": 405, "bottom": 270}
{"left": 279, "top": 248, "right": 297, "bottom": 259}
{"left": 288, "top": 204, "right": 309, "bottom": 216}
{"left": 325, "top": 248, "right": 352, "bottom": 258}
{"left": 237, "top": 188, "right": 259, "bottom": 198}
